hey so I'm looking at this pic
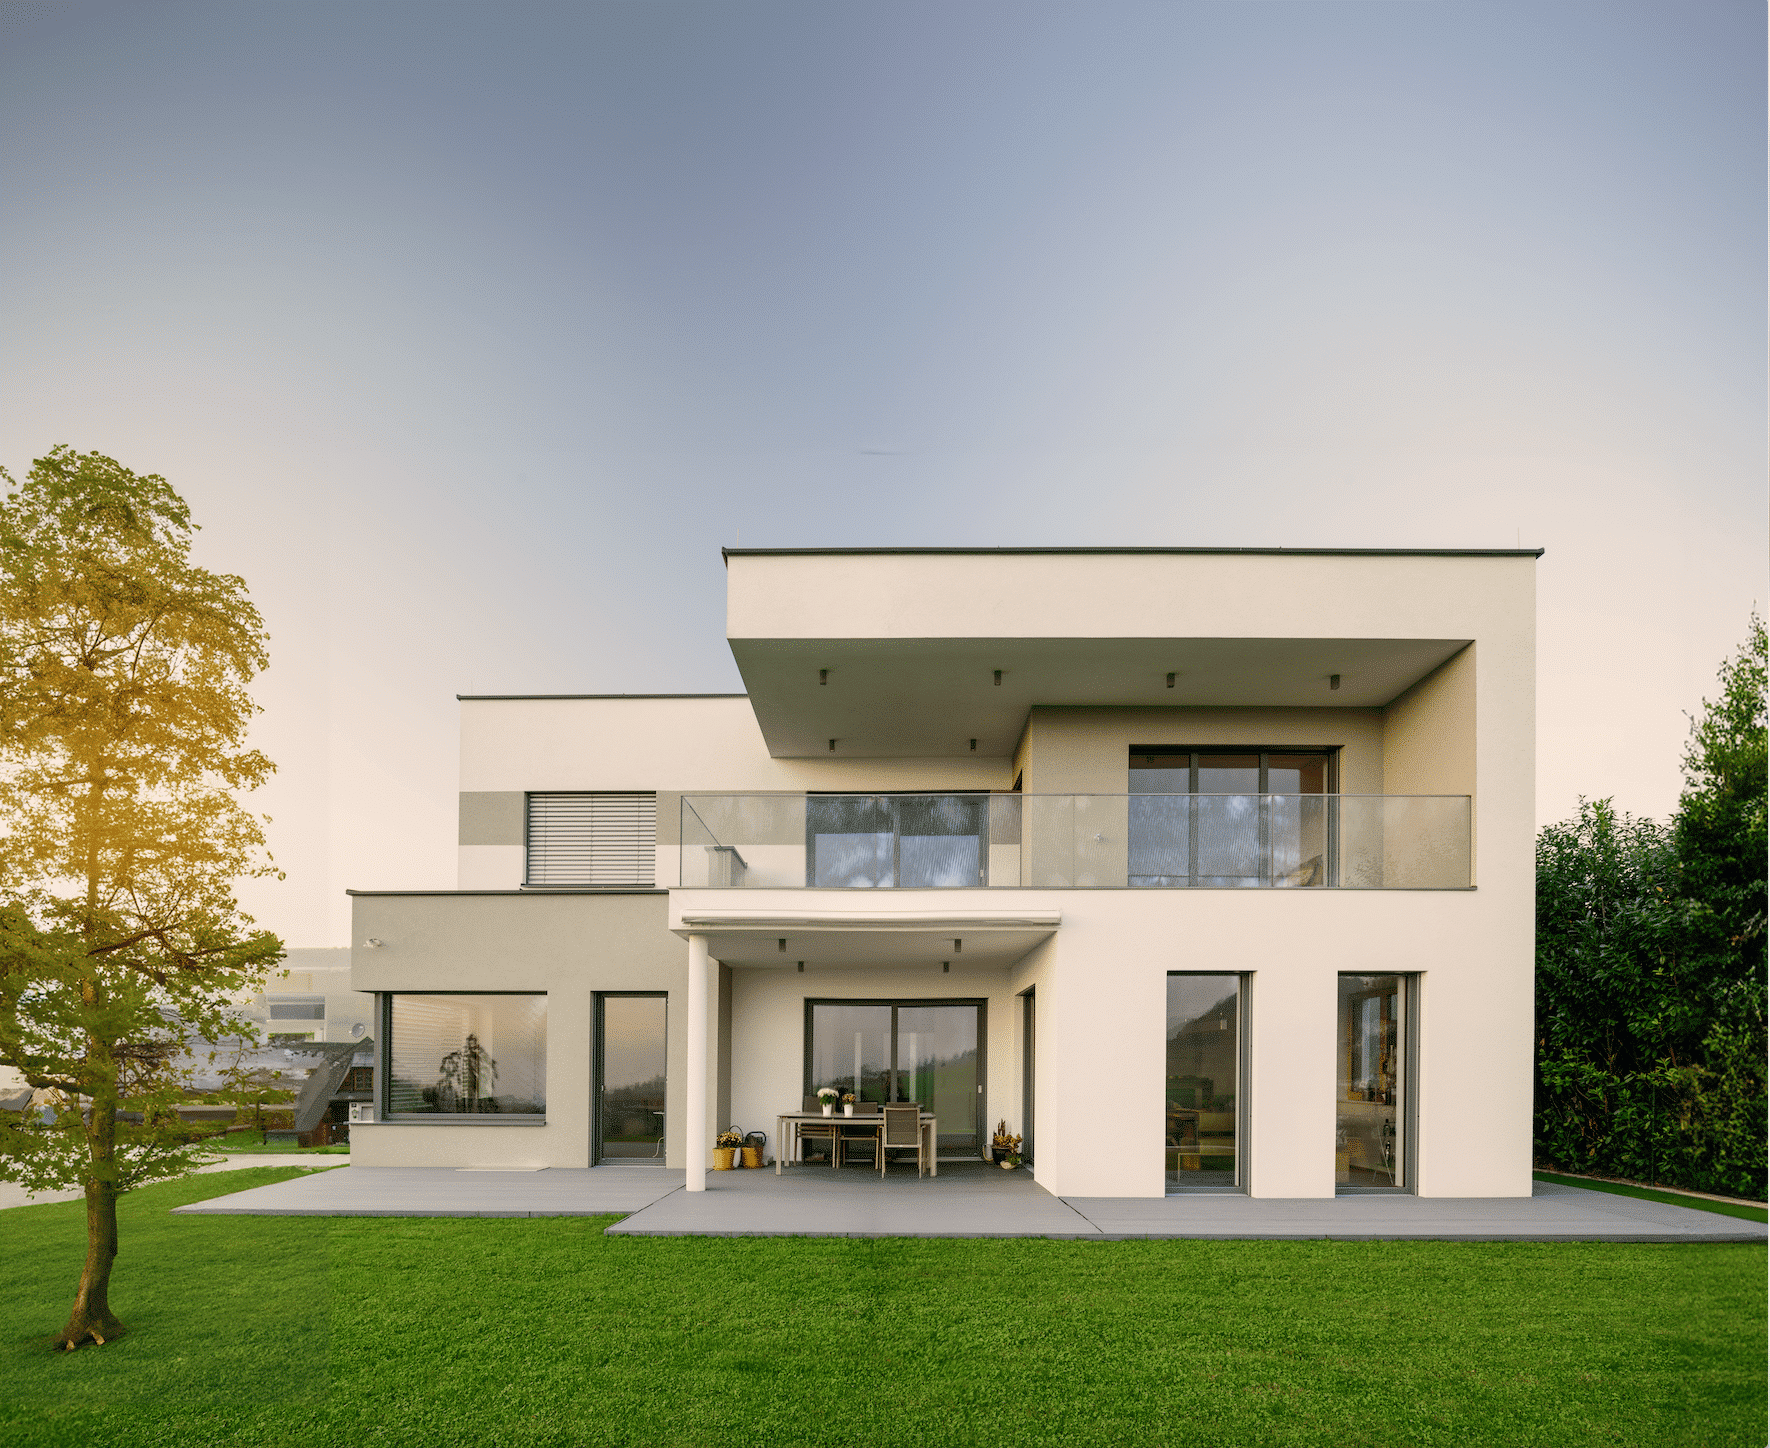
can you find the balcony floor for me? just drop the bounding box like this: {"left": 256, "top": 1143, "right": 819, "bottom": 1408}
{"left": 174, "top": 1163, "right": 1763, "bottom": 1242}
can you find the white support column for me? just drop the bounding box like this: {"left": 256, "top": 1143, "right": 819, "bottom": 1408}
{"left": 686, "top": 933, "right": 711, "bottom": 1192}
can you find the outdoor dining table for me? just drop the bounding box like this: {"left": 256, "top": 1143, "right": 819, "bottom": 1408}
{"left": 773, "top": 1111, "right": 938, "bottom": 1176}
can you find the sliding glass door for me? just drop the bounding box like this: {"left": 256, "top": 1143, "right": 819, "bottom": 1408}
{"left": 594, "top": 993, "right": 666, "bottom": 1162}
{"left": 805, "top": 795, "right": 990, "bottom": 887}
{"left": 1130, "top": 749, "right": 1335, "bottom": 887}
{"left": 806, "top": 999, "right": 983, "bottom": 1152}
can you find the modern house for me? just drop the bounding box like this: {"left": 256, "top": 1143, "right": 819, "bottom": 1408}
{"left": 349, "top": 546, "right": 1539, "bottom": 1200}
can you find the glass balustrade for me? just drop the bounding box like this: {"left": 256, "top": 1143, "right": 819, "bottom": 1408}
{"left": 678, "top": 793, "right": 1471, "bottom": 889}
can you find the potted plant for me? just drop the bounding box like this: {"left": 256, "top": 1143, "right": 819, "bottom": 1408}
{"left": 841, "top": 1092, "right": 857, "bottom": 1117}
{"left": 1001, "top": 1153, "right": 1022, "bottom": 1171}
{"left": 816, "top": 1087, "right": 839, "bottom": 1116}
{"left": 713, "top": 1127, "right": 743, "bottom": 1170}
{"left": 990, "top": 1118, "right": 1022, "bottom": 1166}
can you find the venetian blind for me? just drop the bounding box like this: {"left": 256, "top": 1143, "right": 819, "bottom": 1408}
{"left": 525, "top": 792, "right": 657, "bottom": 887}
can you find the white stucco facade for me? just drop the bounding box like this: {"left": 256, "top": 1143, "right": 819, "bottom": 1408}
{"left": 351, "top": 547, "right": 1538, "bottom": 1202}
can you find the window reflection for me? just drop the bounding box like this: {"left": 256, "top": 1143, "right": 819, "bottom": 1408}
{"left": 806, "top": 795, "right": 988, "bottom": 887}
{"left": 1166, "top": 974, "right": 1240, "bottom": 1191}
{"left": 1336, "top": 974, "right": 1406, "bottom": 1191}
{"left": 1130, "top": 749, "right": 1333, "bottom": 887}
{"left": 386, "top": 994, "right": 546, "bottom": 1116}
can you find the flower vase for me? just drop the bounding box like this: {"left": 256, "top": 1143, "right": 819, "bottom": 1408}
{"left": 843, "top": 1104, "right": 854, "bottom": 1117}
{"left": 821, "top": 1104, "right": 833, "bottom": 1116}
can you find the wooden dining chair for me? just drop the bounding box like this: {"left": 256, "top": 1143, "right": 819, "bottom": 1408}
{"left": 836, "top": 1102, "right": 881, "bottom": 1168}
{"left": 797, "top": 1096, "right": 840, "bottom": 1167}
{"left": 879, "top": 1104, "right": 926, "bottom": 1178}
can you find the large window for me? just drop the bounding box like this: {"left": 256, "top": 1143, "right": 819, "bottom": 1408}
{"left": 384, "top": 994, "right": 546, "bottom": 1118}
{"left": 526, "top": 793, "right": 657, "bottom": 887}
{"left": 804, "top": 795, "right": 989, "bottom": 888}
{"left": 1130, "top": 748, "right": 1335, "bottom": 887}
{"left": 805, "top": 999, "right": 984, "bottom": 1151}
{"left": 1166, "top": 974, "right": 1243, "bottom": 1192}
{"left": 1336, "top": 974, "right": 1409, "bottom": 1191}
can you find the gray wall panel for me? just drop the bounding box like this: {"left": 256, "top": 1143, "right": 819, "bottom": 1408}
{"left": 459, "top": 791, "right": 525, "bottom": 846}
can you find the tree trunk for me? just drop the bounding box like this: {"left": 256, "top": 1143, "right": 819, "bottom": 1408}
{"left": 58, "top": 1119, "right": 125, "bottom": 1349}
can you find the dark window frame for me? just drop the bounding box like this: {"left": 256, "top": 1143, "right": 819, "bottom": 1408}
{"left": 803, "top": 792, "right": 992, "bottom": 888}
{"left": 801, "top": 996, "right": 989, "bottom": 1151}
{"left": 592, "top": 991, "right": 668, "bottom": 1165}
{"left": 377, "top": 991, "right": 549, "bottom": 1124}
{"left": 1165, "top": 971, "right": 1250, "bottom": 1195}
{"left": 1131, "top": 748, "right": 1340, "bottom": 888}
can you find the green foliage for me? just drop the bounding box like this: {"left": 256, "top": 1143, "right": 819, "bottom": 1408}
{"left": 1535, "top": 618, "right": 1768, "bottom": 1198}
{"left": 0, "top": 447, "right": 284, "bottom": 1343}
{"left": 0, "top": 1184, "right": 1762, "bottom": 1447}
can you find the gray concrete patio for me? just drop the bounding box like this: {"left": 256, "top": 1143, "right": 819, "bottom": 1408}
{"left": 174, "top": 1159, "right": 1766, "bottom": 1241}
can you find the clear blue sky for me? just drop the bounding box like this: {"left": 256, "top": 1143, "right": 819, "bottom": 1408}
{"left": 3, "top": 1, "right": 1763, "bottom": 946}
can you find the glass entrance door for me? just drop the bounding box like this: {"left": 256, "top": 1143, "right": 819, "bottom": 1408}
{"left": 595, "top": 994, "right": 667, "bottom": 1161}
{"left": 807, "top": 1000, "right": 983, "bottom": 1153}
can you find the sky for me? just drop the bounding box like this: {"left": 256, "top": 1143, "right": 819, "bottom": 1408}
{"left": 2, "top": 1, "right": 1763, "bottom": 948}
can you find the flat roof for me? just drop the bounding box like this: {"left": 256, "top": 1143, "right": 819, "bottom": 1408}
{"left": 456, "top": 692, "right": 747, "bottom": 701}
{"left": 724, "top": 546, "right": 1545, "bottom": 560}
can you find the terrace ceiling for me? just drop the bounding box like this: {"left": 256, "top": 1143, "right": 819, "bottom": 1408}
{"left": 727, "top": 636, "right": 1470, "bottom": 759}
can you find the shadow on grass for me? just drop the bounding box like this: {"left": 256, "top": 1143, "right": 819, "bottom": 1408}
{"left": 0, "top": 1167, "right": 329, "bottom": 1441}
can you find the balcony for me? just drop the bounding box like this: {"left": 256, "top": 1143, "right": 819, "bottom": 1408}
{"left": 679, "top": 793, "right": 1472, "bottom": 890}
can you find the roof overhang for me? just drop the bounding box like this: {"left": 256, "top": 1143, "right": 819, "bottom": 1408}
{"left": 722, "top": 549, "right": 1520, "bottom": 758}
{"left": 728, "top": 636, "right": 1468, "bottom": 757}
{"left": 673, "top": 908, "right": 1060, "bottom": 968}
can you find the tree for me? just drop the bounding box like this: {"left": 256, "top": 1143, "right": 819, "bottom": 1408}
{"left": 0, "top": 446, "right": 283, "bottom": 1349}
{"left": 1535, "top": 618, "right": 1768, "bottom": 1198}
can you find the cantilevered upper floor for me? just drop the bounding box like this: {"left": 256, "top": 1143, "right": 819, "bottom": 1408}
{"left": 453, "top": 547, "right": 1538, "bottom": 896}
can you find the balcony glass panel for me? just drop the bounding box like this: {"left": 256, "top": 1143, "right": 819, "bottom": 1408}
{"left": 680, "top": 794, "right": 1471, "bottom": 889}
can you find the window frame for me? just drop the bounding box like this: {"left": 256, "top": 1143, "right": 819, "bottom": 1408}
{"left": 376, "top": 991, "right": 550, "bottom": 1125}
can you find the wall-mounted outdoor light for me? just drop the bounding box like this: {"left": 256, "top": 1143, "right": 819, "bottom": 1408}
{"left": 819, "top": 669, "right": 828, "bottom": 686}
{"left": 969, "top": 738, "right": 977, "bottom": 751}
{"left": 953, "top": 938, "right": 962, "bottom": 953}
{"left": 362, "top": 938, "right": 383, "bottom": 949}
{"left": 1166, "top": 672, "right": 1176, "bottom": 688}
{"left": 1330, "top": 674, "right": 1341, "bottom": 691}
{"left": 993, "top": 670, "right": 1002, "bottom": 686}
{"left": 828, "top": 739, "right": 836, "bottom": 751}
{"left": 778, "top": 938, "right": 787, "bottom": 952}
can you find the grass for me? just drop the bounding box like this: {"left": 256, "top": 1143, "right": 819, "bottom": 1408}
{"left": 1533, "top": 1171, "right": 1768, "bottom": 1224}
{"left": 196, "top": 1137, "right": 351, "bottom": 1155}
{"left": 0, "top": 1173, "right": 1763, "bottom": 1448}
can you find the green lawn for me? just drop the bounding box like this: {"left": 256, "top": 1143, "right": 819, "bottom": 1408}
{"left": 1533, "top": 1171, "right": 1769, "bottom": 1224}
{"left": 1, "top": 1171, "right": 1763, "bottom": 1448}
{"left": 196, "top": 1137, "right": 351, "bottom": 1155}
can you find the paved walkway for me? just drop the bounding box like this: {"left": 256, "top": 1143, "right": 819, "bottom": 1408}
{"left": 172, "top": 1161, "right": 1766, "bottom": 1242}
{"left": 0, "top": 1155, "right": 344, "bottom": 1210}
